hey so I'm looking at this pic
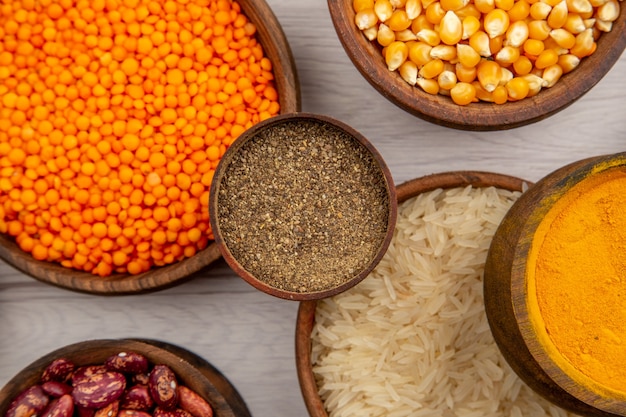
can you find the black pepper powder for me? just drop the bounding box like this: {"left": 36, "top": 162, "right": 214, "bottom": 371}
{"left": 216, "top": 119, "right": 391, "bottom": 294}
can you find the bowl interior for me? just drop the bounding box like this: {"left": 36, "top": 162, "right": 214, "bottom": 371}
{"left": 0, "top": 0, "right": 301, "bottom": 295}
{"left": 210, "top": 113, "right": 397, "bottom": 301}
{"left": 295, "top": 171, "right": 530, "bottom": 417}
{"left": 327, "top": 0, "right": 626, "bottom": 130}
{"left": 0, "top": 339, "right": 251, "bottom": 417}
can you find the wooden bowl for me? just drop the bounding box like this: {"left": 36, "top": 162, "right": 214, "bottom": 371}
{"left": 0, "top": 0, "right": 301, "bottom": 295}
{"left": 209, "top": 113, "right": 397, "bottom": 301}
{"left": 327, "top": 0, "right": 626, "bottom": 131}
{"left": 295, "top": 171, "right": 529, "bottom": 416}
{"left": 0, "top": 338, "right": 251, "bottom": 417}
{"left": 484, "top": 152, "right": 626, "bottom": 417}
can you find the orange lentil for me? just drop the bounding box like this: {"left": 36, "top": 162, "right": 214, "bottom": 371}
{"left": 0, "top": 0, "right": 280, "bottom": 276}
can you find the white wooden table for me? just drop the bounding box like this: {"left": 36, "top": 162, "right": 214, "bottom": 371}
{"left": 0, "top": 1, "right": 624, "bottom": 416}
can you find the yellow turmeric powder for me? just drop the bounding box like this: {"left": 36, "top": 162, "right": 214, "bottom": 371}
{"left": 527, "top": 167, "right": 626, "bottom": 398}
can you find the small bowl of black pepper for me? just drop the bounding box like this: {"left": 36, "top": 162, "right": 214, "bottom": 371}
{"left": 209, "top": 113, "right": 397, "bottom": 300}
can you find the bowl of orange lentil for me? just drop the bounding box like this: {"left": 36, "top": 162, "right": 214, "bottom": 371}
{"left": 0, "top": 0, "right": 300, "bottom": 294}
{"left": 328, "top": 0, "right": 624, "bottom": 130}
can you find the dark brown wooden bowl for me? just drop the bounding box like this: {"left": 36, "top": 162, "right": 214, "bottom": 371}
{"left": 0, "top": 338, "right": 251, "bottom": 417}
{"left": 209, "top": 113, "right": 397, "bottom": 301}
{"left": 484, "top": 152, "right": 626, "bottom": 417}
{"left": 327, "top": 0, "right": 625, "bottom": 131}
{"left": 295, "top": 171, "right": 529, "bottom": 416}
{"left": 0, "top": 0, "right": 301, "bottom": 295}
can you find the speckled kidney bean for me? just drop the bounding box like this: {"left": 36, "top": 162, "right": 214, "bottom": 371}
{"left": 70, "top": 366, "right": 108, "bottom": 386}
{"left": 71, "top": 371, "right": 126, "bottom": 409}
{"left": 104, "top": 352, "right": 149, "bottom": 375}
{"left": 117, "top": 410, "right": 152, "bottom": 417}
{"left": 148, "top": 365, "right": 178, "bottom": 410}
{"left": 177, "top": 386, "right": 213, "bottom": 417}
{"left": 119, "top": 384, "right": 154, "bottom": 411}
{"left": 5, "top": 386, "right": 49, "bottom": 417}
{"left": 153, "top": 407, "right": 193, "bottom": 417}
{"left": 41, "top": 359, "right": 75, "bottom": 383}
{"left": 41, "top": 381, "right": 72, "bottom": 398}
{"left": 93, "top": 400, "right": 119, "bottom": 417}
{"left": 41, "top": 394, "right": 74, "bottom": 417}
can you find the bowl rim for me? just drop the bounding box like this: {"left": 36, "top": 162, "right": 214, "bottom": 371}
{"left": 0, "top": 0, "right": 301, "bottom": 295}
{"left": 326, "top": 0, "right": 626, "bottom": 131}
{"left": 209, "top": 112, "right": 398, "bottom": 301}
{"left": 0, "top": 338, "right": 252, "bottom": 417}
{"left": 506, "top": 153, "right": 626, "bottom": 415}
{"left": 295, "top": 170, "right": 530, "bottom": 417}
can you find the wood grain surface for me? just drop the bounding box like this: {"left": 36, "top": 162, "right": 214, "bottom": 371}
{"left": 0, "top": 1, "right": 624, "bottom": 416}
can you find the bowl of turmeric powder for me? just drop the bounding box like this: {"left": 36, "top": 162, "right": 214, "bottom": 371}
{"left": 328, "top": 0, "right": 625, "bottom": 130}
{"left": 0, "top": 0, "right": 300, "bottom": 294}
{"left": 484, "top": 152, "right": 626, "bottom": 416}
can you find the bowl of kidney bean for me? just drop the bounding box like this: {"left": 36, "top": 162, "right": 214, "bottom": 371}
{"left": 0, "top": 339, "right": 251, "bottom": 417}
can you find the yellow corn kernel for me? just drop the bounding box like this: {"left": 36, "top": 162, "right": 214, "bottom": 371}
{"left": 412, "top": 15, "right": 435, "bottom": 32}
{"left": 530, "top": 1, "right": 552, "bottom": 19}
{"left": 589, "top": 0, "right": 608, "bottom": 6}
{"left": 597, "top": 0, "right": 620, "bottom": 22}
{"left": 441, "top": 0, "right": 470, "bottom": 10}
{"left": 406, "top": 0, "right": 424, "bottom": 19}
{"left": 422, "top": 0, "right": 439, "bottom": 9}
{"left": 484, "top": 9, "right": 510, "bottom": 38}
{"left": 475, "top": 0, "right": 496, "bottom": 13}
{"left": 397, "top": 29, "right": 419, "bottom": 41}
{"left": 489, "top": 34, "right": 505, "bottom": 55}
{"left": 521, "top": 73, "right": 547, "bottom": 96}
{"left": 570, "top": 28, "right": 596, "bottom": 58}
{"left": 505, "top": 20, "right": 530, "bottom": 47}
{"left": 363, "top": 26, "right": 379, "bottom": 40}
{"left": 355, "top": 9, "right": 379, "bottom": 30}
{"left": 457, "top": 43, "right": 482, "bottom": 67}
{"left": 492, "top": 85, "right": 509, "bottom": 103}
{"left": 391, "top": 0, "right": 408, "bottom": 6}
{"left": 438, "top": 67, "right": 458, "bottom": 89}
{"left": 416, "top": 77, "right": 441, "bottom": 94}
{"left": 523, "top": 38, "right": 545, "bottom": 55}
{"left": 595, "top": 19, "right": 613, "bottom": 32}
{"left": 469, "top": 31, "right": 492, "bottom": 56}
{"left": 473, "top": 80, "right": 495, "bottom": 101}
{"left": 425, "top": 2, "right": 446, "bottom": 24}
{"left": 534, "top": 48, "right": 559, "bottom": 68}
{"left": 496, "top": 45, "right": 521, "bottom": 65}
{"left": 385, "top": 41, "right": 409, "bottom": 70}
{"left": 431, "top": 44, "right": 458, "bottom": 60}
{"left": 450, "top": 82, "right": 477, "bottom": 105}
{"left": 499, "top": 66, "right": 514, "bottom": 85}
{"left": 388, "top": 10, "right": 413, "bottom": 31}
{"left": 513, "top": 55, "right": 533, "bottom": 75}
{"left": 374, "top": 0, "right": 394, "bottom": 21}
{"left": 549, "top": 28, "right": 576, "bottom": 48}
{"left": 547, "top": 0, "right": 568, "bottom": 28}
{"left": 354, "top": 0, "right": 375, "bottom": 12}
{"left": 564, "top": 13, "right": 587, "bottom": 33}
{"left": 542, "top": 63, "right": 563, "bottom": 87}
{"left": 495, "top": 0, "right": 515, "bottom": 10}
{"left": 508, "top": 0, "right": 531, "bottom": 20}
{"left": 542, "top": 37, "right": 567, "bottom": 54}
{"left": 399, "top": 60, "right": 419, "bottom": 85}
{"left": 416, "top": 28, "right": 442, "bottom": 46}
{"left": 377, "top": 23, "right": 396, "bottom": 46}
{"left": 540, "top": 0, "right": 562, "bottom": 7}
{"left": 409, "top": 41, "right": 434, "bottom": 66}
{"left": 583, "top": 18, "right": 597, "bottom": 28}
{"left": 440, "top": 10, "right": 464, "bottom": 45}
{"left": 477, "top": 59, "right": 502, "bottom": 91}
{"left": 456, "top": 62, "right": 478, "bottom": 82}
{"left": 456, "top": 4, "right": 482, "bottom": 18}
{"left": 557, "top": 53, "right": 580, "bottom": 72}
{"left": 462, "top": 15, "right": 481, "bottom": 39}
{"left": 528, "top": 19, "right": 552, "bottom": 40}
{"left": 505, "top": 77, "right": 530, "bottom": 100}
{"left": 567, "top": 0, "right": 593, "bottom": 13}
{"left": 419, "top": 58, "right": 445, "bottom": 78}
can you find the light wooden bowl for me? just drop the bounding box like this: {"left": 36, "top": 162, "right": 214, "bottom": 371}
{"left": 0, "top": 0, "right": 301, "bottom": 295}
{"left": 327, "top": 0, "right": 626, "bottom": 131}
{"left": 0, "top": 338, "right": 251, "bottom": 417}
{"left": 295, "top": 171, "right": 529, "bottom": 416}
{"left": 210, "top": 113, "right": 397, "bottom": 301}
{"left": 484, "top": 153, "right": 626, "bottom": 417}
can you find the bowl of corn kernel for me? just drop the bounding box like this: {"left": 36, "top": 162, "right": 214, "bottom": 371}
{"left": 328, "top": 0, "right": 624, "bottom": 130}
{"left": 0, "top": 0, "right": 300, "bottom": 294}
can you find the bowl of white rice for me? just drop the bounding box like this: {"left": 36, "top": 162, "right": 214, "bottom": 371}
{"left": 293, "top": 171, "right": 585, "bottom": 417}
